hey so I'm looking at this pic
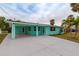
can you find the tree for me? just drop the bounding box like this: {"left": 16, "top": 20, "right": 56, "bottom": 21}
{"left": 0, "top": 16, "right": 11, "bottom": 33}
{"left": 70, "top": 3, "right": 79, "bottom": 37}
{"left": 50, "top": 19, "right": 55, "bottom": 26}
{"left": 71, "top": 3, "right": 79, "bottom": 13}
{"left": 61, "top": 15, "right": 75, "bottom": 33}
{"left": 73, "top": 16, "right": 79, "bottom": 36}
{"left": 66, "top": 15, "right": 75, "bottom": 32}
{"left": 61, "top": 19, "right": 67, "bottom": 33}
{"left": 0, "top": 16, "right": 6, "bottom": 33}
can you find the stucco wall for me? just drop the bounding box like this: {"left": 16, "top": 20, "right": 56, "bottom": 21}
{"left": 45, "top": 26, "right": 63, "bottom": 35}
{"left": 15, "top": 24, "right": 46, "bottom": 36}
{"left": 38, "top": 26, "right": 44, "bottom": 35}
{"left": 15, "top": 25, "right": 37, "bottom": 36}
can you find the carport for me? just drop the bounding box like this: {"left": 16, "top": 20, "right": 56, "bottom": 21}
{"left": 11, "top": 22, "right": 39, "bottom": 39}
{"left": 11, "top": 21, "right": 46, "bottom": 39}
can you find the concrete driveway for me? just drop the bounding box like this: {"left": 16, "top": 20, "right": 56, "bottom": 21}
{"left": 0, "top": 34, "right": 79, "bottom": 56}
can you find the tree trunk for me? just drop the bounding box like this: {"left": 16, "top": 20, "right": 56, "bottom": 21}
{"left": 0, "top": 28, "right": 2, "bottom": 34}
{"left": 75, "top": 25, "right": 78, "bottom": 39}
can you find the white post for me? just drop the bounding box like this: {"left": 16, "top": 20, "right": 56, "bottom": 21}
{"left": 36, "top": 26, "right": 38, "bottom": 36}
{"left": 12, "top": 23, "right": 16, "bottom": 39}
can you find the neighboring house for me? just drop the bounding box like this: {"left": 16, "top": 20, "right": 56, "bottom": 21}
{"left": 8, "top": 21, "right": 64, "bottom": 39}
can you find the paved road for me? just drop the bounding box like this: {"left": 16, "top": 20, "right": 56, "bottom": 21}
{"left": 0, "top": 34, "right": 79, "bottom": 56}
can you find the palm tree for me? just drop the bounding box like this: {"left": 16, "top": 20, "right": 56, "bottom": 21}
{"left": 61, "top": 15, "right": 75, "bottom": 33}
{"left": 61, "top": 19, "right": 68, "bottom": 33}
{"left": 70, "top": 3, "right": 79, "bottom": 37}
{"left": 50, "top": 19, "right": 55, "bottom": 27}
{"left": 50, "top": 19, "right": 55, "bottom": 28}
{"left": 73, "top": 16, "right": 79, "bottom": 37}
{"left": 67, "top": 15, "right": 75, "bottom": 32}
{"left": 71, "top": 3, "right": 79, "bottom": 13}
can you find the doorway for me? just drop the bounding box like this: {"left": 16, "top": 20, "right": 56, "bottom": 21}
{"left": 42, "top": 27, "right": 45, "bottom": 35}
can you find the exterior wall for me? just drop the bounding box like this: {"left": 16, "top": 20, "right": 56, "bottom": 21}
{"left": 15, "top": 25, "right": 37, "bottom": 36}
{"left": 14, "top": 24, "right": 45, "bottom": 36}
{"left": 45, "top": 26, "right": 64, "bottom": 35}
{"left": 25, "top": 26, "right": 36, "bottom": 36}
{"left": 38, "top": 26, "right": 44, "bottom": 35}
{"left": 15, "top": 26, "right": 26, "bottom": 35}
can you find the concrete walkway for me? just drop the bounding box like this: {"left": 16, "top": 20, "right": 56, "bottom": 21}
{"left": 0, "top": 34, "right": 79, "bottom": 56}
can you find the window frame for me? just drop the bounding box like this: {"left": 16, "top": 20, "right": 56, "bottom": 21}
{"left": 34, "top": 26, "right": 36, "bottom": 31}
{"left": 50, "top": 27, "right": 55, "bottom": 31}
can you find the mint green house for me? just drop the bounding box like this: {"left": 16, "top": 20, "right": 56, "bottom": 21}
{"left": 11, "top": 21, "right": 64, "bottom": 39}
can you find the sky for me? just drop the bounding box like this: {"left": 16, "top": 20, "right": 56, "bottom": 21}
{"left": 0, "top": 3, "right": 78, "bottom": 26}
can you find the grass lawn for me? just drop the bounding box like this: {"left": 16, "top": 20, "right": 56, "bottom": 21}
{"left": 0, "top": 32, "right": 8, "bottom": 44}
{"left": 54, "top": 32, "right": 79, "bottom": 43}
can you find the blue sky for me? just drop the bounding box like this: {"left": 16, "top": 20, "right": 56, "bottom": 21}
{"left": 0, "top": 3, "right": 78, "bottom": 25}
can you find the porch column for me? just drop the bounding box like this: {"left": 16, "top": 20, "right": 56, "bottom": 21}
{"left": 12, "top": 23, "right": 16, "bottom": 39}
{"left": 36, "top": 26, "right": 38, "bottom": 36}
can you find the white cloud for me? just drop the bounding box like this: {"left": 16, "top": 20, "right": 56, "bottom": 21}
{"left": 0, "top": 3, "right": 77, "bottom": 26}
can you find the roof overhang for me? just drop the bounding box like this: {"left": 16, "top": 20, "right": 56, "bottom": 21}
{"left": 6, "top": 21, "right": 50, "bottom": 26}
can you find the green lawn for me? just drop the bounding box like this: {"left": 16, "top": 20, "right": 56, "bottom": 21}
{"left": 0, "top": 33, "right": 8, "bottom": 44}
{"left": 54, "top": 32, "right": 79, "bottom": 43}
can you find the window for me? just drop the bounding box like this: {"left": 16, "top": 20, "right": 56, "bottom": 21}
{"left": 38, "top": 27, "right": 40, "bottom": 31}
{"left": 28, "top": 27, "right": 31, "bottom": 31}
{"left": 50, "top": 27, "right": 55, "bottom": 31}
{"left": 22, "top": 28, "right": 24, "bottom": 32}
{"left": 60, "top": 27, "right": 63, "bottom": 32}
{"left": 34, "top": 26, "right": 36, "bottom": 31}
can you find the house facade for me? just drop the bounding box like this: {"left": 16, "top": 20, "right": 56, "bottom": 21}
{"left": 11, "top": 21, "right": 64, "bottom": 39}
